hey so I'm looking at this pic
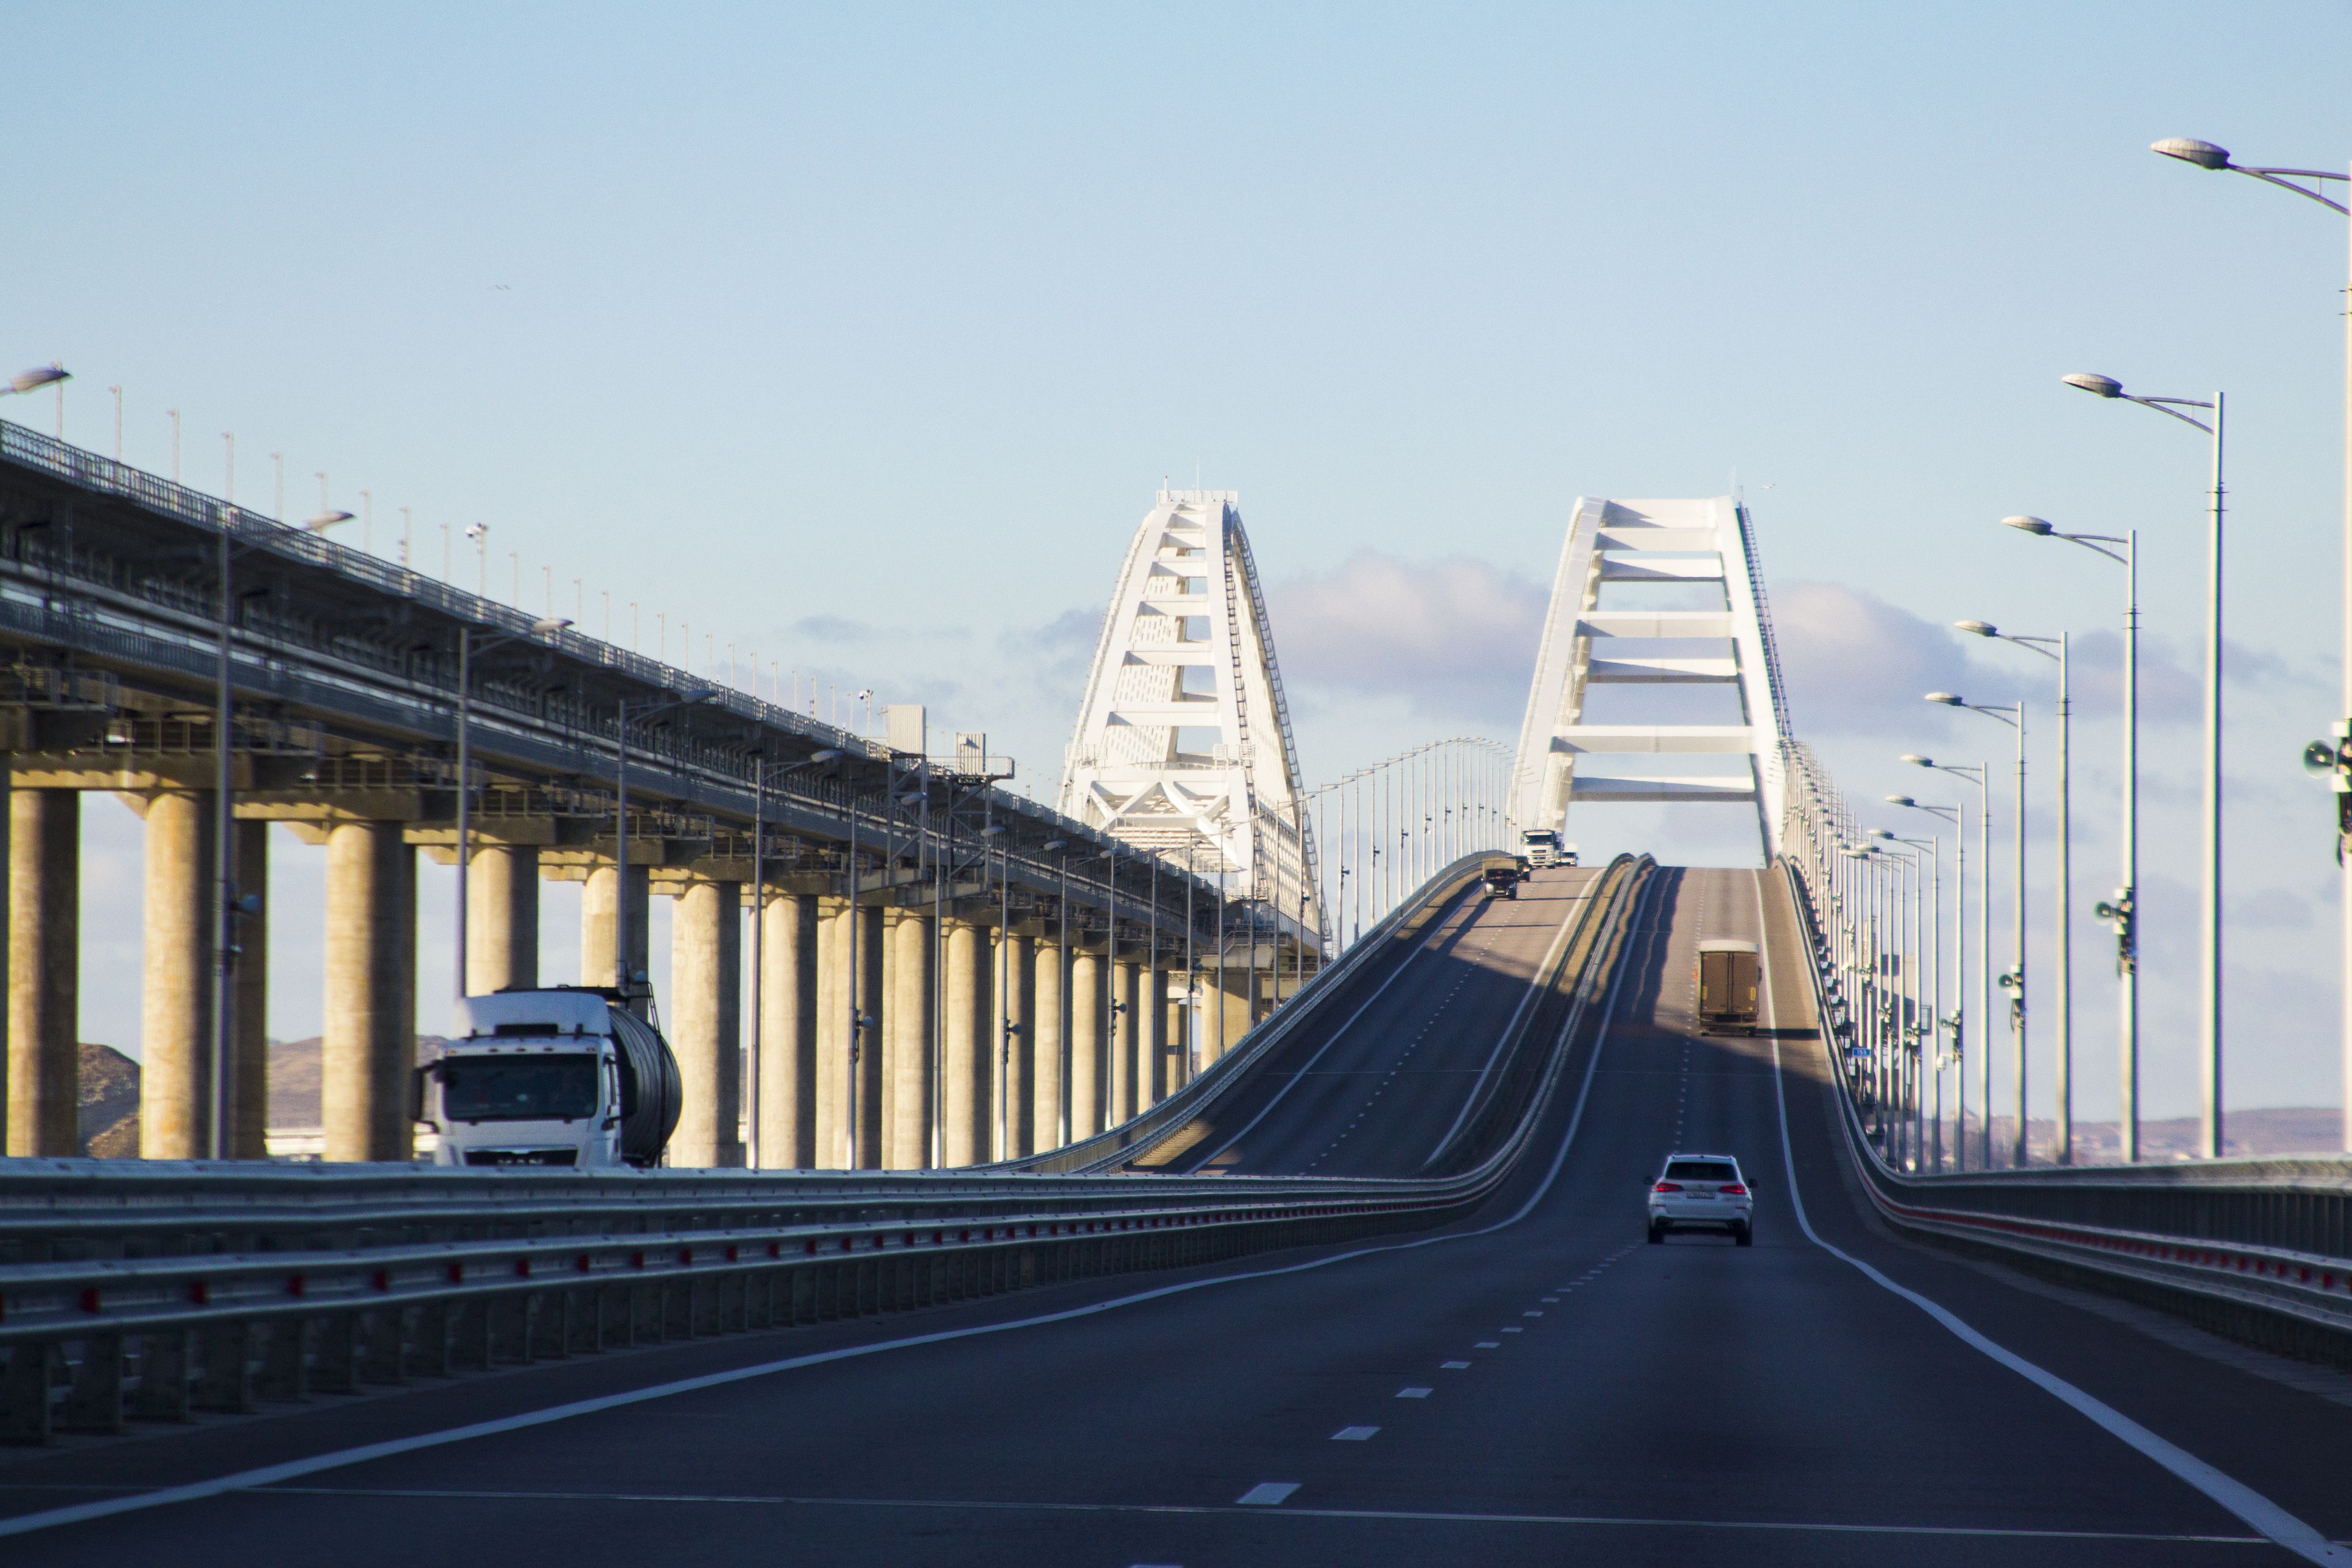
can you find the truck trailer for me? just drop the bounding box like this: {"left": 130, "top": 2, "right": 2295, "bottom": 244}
{"left": 1695, "top": 940, "right": 1761, "bottom": 1035}
{"left": 418, "top": 987, "right": 683, "bottom": 1168}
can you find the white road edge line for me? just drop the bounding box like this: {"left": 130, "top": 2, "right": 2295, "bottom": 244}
{"left": 1751, "top": 872, "right": 2352, "bottom": 1568}
{"left": 0, "top": 875, "right": 1659, "bottom": 1545}
{"left": 1421, "top": 875, "right": 1595, "bottom": 1167}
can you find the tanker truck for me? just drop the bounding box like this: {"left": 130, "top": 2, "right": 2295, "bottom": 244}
{"left": 417, "top": 987, "right": 682, "bottom": 1168}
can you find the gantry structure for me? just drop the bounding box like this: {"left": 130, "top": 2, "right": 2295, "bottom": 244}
{"left": 1059, "top": 489, "right": 1323, "bottom": 950}
{"left": 1510, "top": 495, "right": 1791, "bottom": 861}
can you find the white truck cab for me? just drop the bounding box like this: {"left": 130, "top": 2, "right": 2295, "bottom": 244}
{"left": 418, "top": 989, "right": 681, "bottom": 1169}
{"left": 1518, "top": 828, "right": 1563, "bottom": 867}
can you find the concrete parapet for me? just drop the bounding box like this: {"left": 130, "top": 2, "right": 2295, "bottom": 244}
{"left": 322, "top": 821, "right": 416, "bottom": 1163}
{"left": 7, "top": 788, "right": 77, "bottom": 1156}
{"left": 668, "top": 878, "right": 743, "bottom": 1169}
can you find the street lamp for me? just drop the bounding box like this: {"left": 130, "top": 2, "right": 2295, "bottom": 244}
{"left": 1041, "top": 838, "right": 1071, "bottom": 1148}
{"left": 2005, "top": 515, "right": 2142, "bottom": 1161}
{"left": 2156, "top": 139, "right": 2351, "bottom": 1151}
{"left": 1956, "top": 620, "right": 2074, "bottom": 1164}
{"left": 453, "top": 617, "right": 573, "bottom": 1001}
{"left": 211, "top": 502, "right": 352, "bottom": 1158}
{"left": 612, "top": 688, "right": 720, "bottom": 1009}
{"left": 1903, "top": 754, "right": 1990, "bottom": 1167}
{"left": 1885, "top": 830, "right": 1942, "bottom": 1172}
{"left": 2063, "top": 369, "right": 2226, "bottom": 1159}
{"left": 1888, "top": 796, "right": 1960, "bottom": 1172}
{"left": 1927, "top": 691, "right": 2029, "bottom": 1167}
{"left": 744, "top": 747, "right": 842, "bottom": 1168}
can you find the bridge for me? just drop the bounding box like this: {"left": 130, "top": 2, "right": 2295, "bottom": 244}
{"left": 2, "top": 424, "right": 2350, "bottom": 1562}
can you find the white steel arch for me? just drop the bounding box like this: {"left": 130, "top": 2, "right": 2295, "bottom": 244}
{"left": 1059, "top": 489, "right": 1322, "bottom": 946}
{"left": 1510, "top": 495, "right": 1791, "bottom": 859}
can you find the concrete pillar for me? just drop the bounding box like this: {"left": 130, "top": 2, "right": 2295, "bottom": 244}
{"left": 1144, "top": 965, "right": 1169, "bottom": 1107}
{"left": 885, "top": 911, "right": 934, "bottom": 1169}
{"left": 1110, "top": 959, "right": 1140, "bottom": 1126}
{"left": 7, "top": 789, "right": 77, "bottom": 1157}
{"left": 755, "top": 891, "right": 818, "bottom": 1168}
{"left": 139, "top": 791, "right": 211, "bottom": 1160}
{"left": 321, "top": 820, "right": 416, "bottom": 1163}
{"left": 668, "top": 878, "right": 743, "bottom": 1168}
{"left": 853, "top": 903, "right": 884, "bottom": 1168}
{"left": 817, "top": 900, "right": 885, "bottom": 1168}
{"left": 466, "top": 842, "right": 539, "bottom": 995}
{"left": 998, "top": 931, "right": 1032, "bottom": 1157}
{"left": 579, "top": 861, "right": 648, "bottom": 1002}
{"left": 231, "top": 821, "right": 270, "bottom": 1158}
{"left": 1166, "top": 984, "right": 1192, "bottom": 1093}
{"left": 940, "top": 919, "right": 989, "bottom": 1166}
{"left": 1031, "top": 937, "right": 1065, "bottom": 1151}
{"left": 1069, "top": 949, "right": 1106, "bottom": 1140}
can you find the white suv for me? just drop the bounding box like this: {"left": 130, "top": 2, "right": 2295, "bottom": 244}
{"left": 1647, "top": 1153, "right": 1753, "bottom": 1245}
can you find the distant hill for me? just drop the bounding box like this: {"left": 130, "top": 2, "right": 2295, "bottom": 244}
{"left": 72, "top": 1037, "right": 452, "bottom": 1154}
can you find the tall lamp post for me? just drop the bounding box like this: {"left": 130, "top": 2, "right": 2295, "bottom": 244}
{"left": 2063, "top": 370, "right": 2225, "bottom": 1158}
{"left": 612, "top": 689, "right": 719, "bottom": 1009}
{"left": 1905, "top": 755, "right": 1989, "bottom": 1167}
{"left": 2152, "top": 138, "right": 2350, "bottom": 1151}
{"left": 1927, "top": 693, "right": 2027, "bottom": 1166}
{"left": 1888, "top": 796, "right": 1961, "bottom": 1172}
{"left": 453, "top": 617, "right": 573, "bottom": 1001}
{"left": 1956, "top": 622, "right": 2073, "bottom": 1163}
{"left": 743, "top": 748, "right": 842, "bottom": 1168}
{"left": 2004, "top": 514, "right": 2140, "bottom": 1160}
{"left": 208, "top": 501, "right": 352, "bottom": 1159}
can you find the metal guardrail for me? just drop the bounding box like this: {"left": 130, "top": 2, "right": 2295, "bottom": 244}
{"left": 0, "top": 856, "right": 1648, "bottom": 1443}
{"left": 1776, "top": 859, "right": 2352, "bottom": 1361}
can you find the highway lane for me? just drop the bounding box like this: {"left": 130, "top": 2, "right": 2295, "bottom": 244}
{"left": 1171, "top": 864, "right": 1598, "bottom": 1177}
{"left": 10, "top": 865, "right": 2352, "bottom": 1566}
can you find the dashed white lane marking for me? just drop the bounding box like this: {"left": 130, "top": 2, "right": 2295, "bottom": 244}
{"left": 1397, "top": 1388, "right": 1433, "bottom": 1399}
{"left": 1475, "top": 1341, "right": 1501, "bottom": 1348}
{"left": 1237, "top": 1483, "right": 1300, "bottom": 1506}
{"left": 1502, "top": 1327, "right": 1524, "bottom": 1334}
{"left": 1522, "top": 1310, "right": 1544, "bottom": 1318}
{"left": 1441, "top": 1361, "right": 1472, "bottom": 1370}
{"left": 1332, "top": 1426, "right": 1381, "bottom": 1441}
{"left": 1541, "top": 1296, "right": 1558, "bottom": 1303}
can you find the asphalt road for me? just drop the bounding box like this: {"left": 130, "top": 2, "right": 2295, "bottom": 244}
{"left": 1169, "top": 864, "right": 1600, "bottom": 1176}
{"left": 9, "top": 865, "right": 2352, "bottom": 1566}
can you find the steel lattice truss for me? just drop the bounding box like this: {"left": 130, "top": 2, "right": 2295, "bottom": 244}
{"left": 1058, "top": 490, "right": 1322, "bottom": 945}
{"left": 1510, "top": 495, "right": 1790, "bottom": 860}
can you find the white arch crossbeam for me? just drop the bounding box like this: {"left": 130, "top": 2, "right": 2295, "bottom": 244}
{"left": 1510, "top": 495, "right": 1790, "bottom": 859}
{"left": 1059, "top": 489, "right": 1321, "bottom": 944}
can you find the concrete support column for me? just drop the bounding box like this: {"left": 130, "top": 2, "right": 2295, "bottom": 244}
{"left": 814, "top": 897, "right": 847, "bottom": 1168}
{"left": 1166, "top": 984, "right": 1192, "bottom": 1093}
{"left": 816, "top": 901, "right": 884, "bottom": 1168}
{"left": 884, "top": 912, "right": 934, "bottom": 1169}
{"left": 853, "top": 903, "right": 884, "bottom": 1167}
{"left": 1144, "top": 965, "right": 1169, "bottom": 1108}
{"left": 1069, "top": 949, "right": 1106, "bottom": 1140}
{"left": 7, "top": 789, "right": 77, "bottom": 1157}
{"left": 231, "top": 821, "right": 270, "bottom": 1158}
{"left": 940, "top": 919, "right": 989, "bottom": 1167}
{"left": 1110, "top": 959, "right": 1140, "bottom": 1126}
{"left": 321, "top": 821, "right": 416, "bottom": 1163}
{"left": 466, "top": 843, "right": 539, "bottom": 995}
{"left": 138, "top": 791, "right": 211, "bottom": 1160}
{"left": 668, "top": 879, "right": 743, "bottom": 1168}
{"left": 998, "top": 931, "right": 1032, "bottom": 1158}
{"left": 579, "top": 861, "right": 649, "bottom": 1004}
{"left": 1031, "top": 937, "right": 1066, "bottom": 1151}
{"left": 756, "top": 891, "right": 818, "bottom": 1169}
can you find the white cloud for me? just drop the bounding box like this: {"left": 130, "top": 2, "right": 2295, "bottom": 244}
{"left": 1265, "top": 551, "right": 1549, "bottom": 723}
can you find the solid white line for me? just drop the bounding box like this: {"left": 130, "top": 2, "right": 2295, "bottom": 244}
{"left": 1397, "top": 1388, "right": 1432, "bottom": 1398}
{"left": 1237, "top": 1483, "right": 1299, "bottom": 1505}
{"left": 1331, "top": 1426, "right": 1379, "bottom": 1440}
{"left": 1421, "top": 879, "right": 1594, "bottom": 1167}
{"left": 247, "top": 1483, "right": 2267, "bottom": 1543}
{"left": 0, "top": 877, "right": 1659, "bottom": 1547}
{"left": 1751, "top": 872, "right": 2352, "bottom": 1568}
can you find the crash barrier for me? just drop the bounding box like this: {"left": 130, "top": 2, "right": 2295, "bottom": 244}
{"left": 1777, "top": 859, "right": 2352, "bottom": 1367}
{"left": 0, "top": 858, "right": 1647, "bottom": 1443}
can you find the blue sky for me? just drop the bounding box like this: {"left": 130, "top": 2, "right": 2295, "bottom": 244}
{"left": 6, "top": 1, "right": 2348, "bottom": 1124}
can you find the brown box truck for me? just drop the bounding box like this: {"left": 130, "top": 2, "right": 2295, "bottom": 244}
{"left": 1696, "top": 940, "right": 1760, "bottom": 1035}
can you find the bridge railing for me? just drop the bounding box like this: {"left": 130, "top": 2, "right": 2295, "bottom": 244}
{"left": 0, "top": 855, "right": 1650, "bottom": 1443}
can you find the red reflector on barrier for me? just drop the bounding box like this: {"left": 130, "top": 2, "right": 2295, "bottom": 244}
{"left": 631, "top": 1251, "right": 647, "bottom": 1270}
{"left": 373, "top": 1269, "right": 393, "bottom": 1291}
{"left": 805, "top": 1239, "right": 818, "bottom": 1255}
{"left": 725, "top": 1245, "right": 739, "bottom": 1262}
{"left": 447, "top": 1262, "right": 464, "bottom": 1283}
{"left": 187, "top": 1281, "right": 209, "bottom": 1306}
{"left": 514, "top": 1258, "right": 531, "bottom": 1279}
{"left": 286, "top": 1274, "right": 306, "bottom": 1298}
{"left": 80, "top": 1287, "right": 101, "bottom": 1314}
{"left": 677, "top": 1248, "right": 693, "bottom": 1267}
{"left": 576, "top": 1255, "right": 593, "bottom": 1273}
